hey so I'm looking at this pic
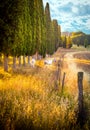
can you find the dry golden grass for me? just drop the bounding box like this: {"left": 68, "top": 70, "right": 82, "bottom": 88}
{"left": 0, "top": 55, "right": 90, "bottom": 130}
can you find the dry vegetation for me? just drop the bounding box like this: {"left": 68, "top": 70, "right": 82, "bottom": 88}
{"left": 0, "top": 49, "right": 90, "bottom": 130}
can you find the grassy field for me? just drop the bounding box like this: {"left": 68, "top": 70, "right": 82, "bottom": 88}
{"left": 0, "top": 49, "right": 90, "bottom": 130}
{"left": 0, "top": 66, "right": 90, "bottom": 130}
{"left": 72, "top": 44, "right": 90, "bottom": 51}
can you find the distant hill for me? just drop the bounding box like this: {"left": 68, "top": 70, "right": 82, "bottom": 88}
{"left": 61, "top": 31, "right": 90, "bottom": 47}
{"left": 71, "top": 31, "right": 90, "bottom": 46}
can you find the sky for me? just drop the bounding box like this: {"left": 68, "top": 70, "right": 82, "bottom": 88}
{"left": 43, "top": 0, "right": 90, "bottom": 34}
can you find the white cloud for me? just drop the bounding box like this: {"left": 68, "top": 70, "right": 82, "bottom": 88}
{"left": 43, "top": 0, "right": 90, "bottom": 34}
{"left": 86, "top": 19, "right": 90, "bottom": 29}
{"left": 71, "top": 6, "right": 79, "bottom": 13}
{"left": 43, "top": 0, "right": 90, "bottom": 6}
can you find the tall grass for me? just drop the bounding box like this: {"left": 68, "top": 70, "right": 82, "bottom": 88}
{"left": 0, "top": 66, "right": 90, "bottom": 130}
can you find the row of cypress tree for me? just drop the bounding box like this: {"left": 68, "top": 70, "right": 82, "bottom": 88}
{"left": 0, "top": 0, "right": 61, "bottom": 71}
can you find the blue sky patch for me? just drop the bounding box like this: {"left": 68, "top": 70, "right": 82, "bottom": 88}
{"left": 43, "top": 0, "right": 90, "bottom": 34}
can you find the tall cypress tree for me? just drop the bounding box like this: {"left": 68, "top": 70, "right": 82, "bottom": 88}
{"left": 52, "top": 19, "right": 59, "bottom": 51}
{"left": 38, "top": 0, "right": 46, "bottom": 57}
{"left": 33, "top": 0, "right": 46, "bottom": 58}
{"left": 50, "top": 21, "right": 55, "bottom": 54}
{"left": 0, "top": 0, "right": 14, "bottom": 71}
{"left": 28, "top": 0, "right": 35, "bottom": 56}
{"left": 33, "top": 0, "right": 40, "bottom": 58}
{"left": 58, "top": 25, "right": 61, "bottom": 47}
{"left": 45, "top": 2, "right": 52, "bottom": 54}
{"left": 0, "top": 0, "right": 25, "bottom": 71}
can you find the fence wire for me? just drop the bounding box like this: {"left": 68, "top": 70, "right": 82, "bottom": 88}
{"left": 56, "top": 59, "right": 90, "bottom": 121}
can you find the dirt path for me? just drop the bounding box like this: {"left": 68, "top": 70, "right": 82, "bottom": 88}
{"left": 63, "top": 51, "right": 90, "bottom": 72}
{"left": 52, "top": 48, "right": 90, "bottom": 89}
{"left": 54, "top": 48, "right": 90, "bottom": 73}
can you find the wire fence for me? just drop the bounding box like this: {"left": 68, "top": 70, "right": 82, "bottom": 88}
{"left": 55, "top": 59, "right": 90, "bottom": 125}
{"left": 56, "top": 55, "right": 90, "bottom": 88}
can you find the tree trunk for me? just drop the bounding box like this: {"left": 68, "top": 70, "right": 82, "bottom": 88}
{"left": 0, "top": 54, "right": 2, "bottom": 64}
{"left": 18, "top": 56, "right": 21, "bottom": 67}
{"left": 4, "top": 54, "right": 8, "bottom": 72}
{"left": 28, "top": 56, "right": 30, "bottom": 65}
{"left": 13, "top": 56, "right": 16, "bottom": 69}
{"left": 35, "top": 51, "right": 38, "bottom": 60}
{"left": 23, "top": 55, "right": 26, "bottom": 66}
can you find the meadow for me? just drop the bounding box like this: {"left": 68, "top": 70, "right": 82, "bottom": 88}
{"left": 72, "top": 44, "right": 90, "bottom": 51}
{"left": 0, "top": 50, "right": 90, "bottom": 130}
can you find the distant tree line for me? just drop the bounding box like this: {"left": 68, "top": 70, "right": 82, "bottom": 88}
{"left": 61, "top": 31, "right": 90, "bottom": 49}
{"left": 60, "top": 35, "right": 72, "bottom": 49}
{"left": 71, "top": 31, "right": 90, "bottom": 47}
{"left": 0, "top": 0, "right": 61, "bottom": 71}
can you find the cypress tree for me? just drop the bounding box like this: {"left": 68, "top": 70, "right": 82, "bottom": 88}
{"left": 0, "top": 0, "right": 25, "bottom": 71}
{"left": 38, "top": 0, "right": 46, "bottom": 57}
{"left": 45, "top": 2, "right": 52, "bottom": 54}
{"left": 53, "top": 19, "right": 59, "bottom": 51}
{"left": 58, "top": 25, "right": 62, "bottom": 47}
{"left": 33, "top": 0, "right": 46, "bottom": 59}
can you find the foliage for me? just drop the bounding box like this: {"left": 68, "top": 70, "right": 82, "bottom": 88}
{"left": 0, "top": 0, "right": 61, "bottom": 71}
{"left": 61, "top": 36, "right": 67, "bottom": 48}
{"left": 84, "top": 38, "right": 88, "bottom": 48}
{"left": 71, "top": 31, "right": 90, "bottom": 47}
{"left": 45, "top": 2, "right": 52, "bottom": 54}
{"left": 45, "top": 3, "right": 61, "bottom": 55}
{"left": 66, "top": 36, "right": 72, "bottom": 48}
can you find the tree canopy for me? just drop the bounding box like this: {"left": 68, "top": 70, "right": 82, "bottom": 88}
{"left": 0, "top": 0, "right": 61, "bottom": 71}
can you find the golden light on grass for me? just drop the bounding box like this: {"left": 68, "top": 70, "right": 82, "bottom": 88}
{"left": 0, "top": 58, "right": 90, "bottom": 130}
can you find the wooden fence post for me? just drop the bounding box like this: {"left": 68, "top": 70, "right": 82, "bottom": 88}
{"left": 58, "top": 60, "right": 61, "bottom": 85}
{"left": 62, "top": 72, "right": 66, "bottom": 92}
{"left": 55, "top": 60, "right": 61, "bottom": 90}
{"left": 78, "top": 72, "right": 84, "bottom": 125}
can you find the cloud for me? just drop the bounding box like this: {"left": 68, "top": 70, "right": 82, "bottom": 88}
{"left": 71, "top": 6, "right": 79, "bottom": 14}
{"left": 43, "top": 0, "right": 90, "bottom": 34}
